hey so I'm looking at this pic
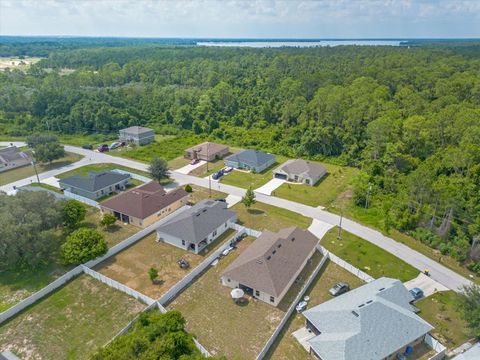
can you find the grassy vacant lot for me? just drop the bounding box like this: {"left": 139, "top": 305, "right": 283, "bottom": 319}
{"left": 56, "top": 162, "right": 150, "bottom": 180}
{"left": 416, "top": 291, "right": 471, "bottom": 349}
{"left": 95, "top": 229, "right": 234, "bottom": 299}
{"left": 267, "top": 260, "right": 365, "bottom": 360}
{"left": 0, "top": 152, "right": 83, "bottom": 186}
{"left": 0, "top": 275, "right": 144, "bottom": 360}
{"left": 274, "top": 162, "right": 359, "bottom": 208}
{"left": 321, "top": 228, "right": 418, "bottom": 282}
{"left": 58, "top": 133, "right": 118, "bottom": 147}
{"left": 188, "top": 184, "right": 228, "bottom": 204}
{"left": 232, "top": 202, "right": 311, "bottom": 232}
{"left": 220, "top": 155, "right": 290, "bottom": 189}
{"left": 169, "top": 236, "right": 284, "bottom": 359}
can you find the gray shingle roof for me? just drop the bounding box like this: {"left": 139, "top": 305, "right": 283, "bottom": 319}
{"left": 0, "top": 146, "right": 33, "bottom": 164}
{"left": 222, "top": 227, "right": 319, "bottom": 297}
{"left": 453, "top": 344, "right": 480, "bottom": 360}
{"left": 275, "top": 159, "right": 327, "bottom": 180}
{"left": 224, "top": 149, "right": 275, "bottom": 168}
{"left": 303, "top": 277, "right": 434, "bottom": 360}
{"left": 121, "top": 126, "right": 154, "bottom": 135}
{"left": 156, "top": 199, "right": 236, "bottom": 244}
{"left": 59, "top": 171, "right": 130, "bottom": 192}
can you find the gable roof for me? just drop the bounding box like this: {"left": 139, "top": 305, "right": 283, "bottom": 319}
{"left": 303, "top": 277, "right": 434, "bottom": 360}
{"left": 224, "top": 149, "right": 275, "bottom": 167}
{"left": 275, "top": 159, "right": 327, "bottom": 180}
{"left": 453, "top": 344, "right": 480, "bottom": 360}
{"left": 222, "top": 227, "right": 319, "bottom": 297}
{"left": 156, "top": 199, "right": 236, "bottom": 243}
{"left": 0, "top": 146, "right": 33, "bottom": 165}
{"left": 100, "top": 181, "right": 188, "bottom": 219}
{"left": 59, "top": 171, "right": 130, "bottom": 192}
{"left": 185, "top": 142, "right": 229, "bottom": 156}
{"left": 120, "top": 126, "right": 154, "bottom": 135}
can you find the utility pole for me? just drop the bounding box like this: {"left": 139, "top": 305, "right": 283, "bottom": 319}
{"left": 31, "top": 160, "right": 40, "bottom": 183}
{"left": 337, "top": 210, "right": 343, "bottom": 240}
{"left": 365, "top": 182, "right": 372, "bottom": 209}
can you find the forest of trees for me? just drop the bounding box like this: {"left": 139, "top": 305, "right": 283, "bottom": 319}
{"left": 0, "top": 41, "right": 479, "bottom": 268}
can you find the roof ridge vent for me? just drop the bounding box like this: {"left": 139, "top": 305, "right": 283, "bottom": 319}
{"left": 256, "top": 259, "right": 263, "bottom": 264}
{"left": 352, "top": 311, "right": 359, "bottom": 317}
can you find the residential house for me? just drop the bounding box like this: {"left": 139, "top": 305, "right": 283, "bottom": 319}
{"left": 221, "top": 227, "right": 319, "bottom": 307}
{"left": 273, "top": 159, "right": 327, "bottom": 186}
{"left": 302, "top": 277, "right": 435, "bottom": 360}
{"left": 453, "top": 344, "right": 480, "bottom": 360}
{"left": 156, "top": 199, "right": 237, "bottom": 254}
{"left": 224, "top": 149, "right": 276, "bottom": 173}
{"left": 100, "top": 181, "right": 189, "bottom": 227}
{"left": 185, "top": 142, "right": 229, "bottom": 162}
{"left": 58, "top": 171, "right": 131, "bottom": 200}
{"left": 119, "top": 126, "right": 155, "bottom": 146}
{"left": 0, "top": 146, "right": 33, "bottom": 173}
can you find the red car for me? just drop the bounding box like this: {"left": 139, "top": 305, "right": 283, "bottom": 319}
{"left": 97, "top": 144, "right": 109, "bottom": 152}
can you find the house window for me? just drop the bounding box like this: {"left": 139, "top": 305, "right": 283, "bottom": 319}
{"left": 213, "top": 230, "right": 217, "bottom": 237}
{"left": 255, "top": 290, "right": 260, "bottom": 297}
{"left": 182, "top": 240, "right": 185, "bottom": 246}
{"left": 305, "top": 179, "right": 310, "bottom": 185}
{"left": 270, "top": 296, "right": 275, "bottom": 303}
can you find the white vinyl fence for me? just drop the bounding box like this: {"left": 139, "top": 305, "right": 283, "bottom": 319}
{"left": 425, "top": 334, "right": 447, "bottom": 360}
{"left": 158, "top": 228, "right": 245, "bottom": 305}
{"left": 63, "top": 190, "right": 100, "bottom": 208}
{"left": 111, "top": 169, "right": 151, "bottom": 183}
{"left": 230, "top": 223, "right": 262, "bottom": 238}
{"left": 256, "top": 252, "right": 329, "bottom": 360}
{"left": 318, "top": 245, "right": 375, "bottom": 283}
{"left": 82, "top": 265, "right": 155, "bottom": 305}
{"left": 0, "top": 265, "right": 84, "bottom": 325}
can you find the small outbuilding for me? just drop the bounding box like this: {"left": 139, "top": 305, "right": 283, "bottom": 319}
{"left": 185, "top": 142, "right": 229, "bottom": 162}
{"left": 273, "top": 159, "right": 327, "bottom": 186}
{"left": 119, "top": 126, "right": 155, "bottom": 146}
{"left": 224, "top": 149, "right": 276, "bottom": 173}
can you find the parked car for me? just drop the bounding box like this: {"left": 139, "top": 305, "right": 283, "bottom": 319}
{"left": 329, "top": 282, "right": 350, "bottom": 296}
{"left": 109, "top": 142, "right": 121, "bottom": 150}
{"left": 82, "top": 144, "right": 93, "bottom": 150}
{"left": 97, "top": 144, "right": 109, "bottom": 152}
{"left": 409, "top": 287, "right": 424, "bottom": 300}
{"left": 177, "top": 258, "right": 190, "bottom": 269}
{"left": 190, "top": 158, "right": 200, "bottom": 165}
{"left": 223, "top": 166, "right": 233, "bottom": 173}
{"left": 212, "top": 170, "right": 224, "bottom": 180}
{"left": 296, "top": 300, "right": 308, "bottom": 312}
{"left": 215, "top": 198, "right": 227, "bottom": 202}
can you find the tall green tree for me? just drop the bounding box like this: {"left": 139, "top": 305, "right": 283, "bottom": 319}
{"left": 61, "top": 228, "right": 107, "bottom": 264}
{"left": 458, "top": 284, "right": 480, "bottom": 338}
{"left": 241, "top": 187, "right": 256, "bottom": 209}
{"left": 62, "top": 200, "right": 86, "bottom": 229}
{"left": 148, "top": 157, "right": 169, "bottom": 182}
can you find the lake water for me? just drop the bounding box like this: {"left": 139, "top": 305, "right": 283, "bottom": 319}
{"left": 197, "top": 40, "right": 403, "bottom": 48}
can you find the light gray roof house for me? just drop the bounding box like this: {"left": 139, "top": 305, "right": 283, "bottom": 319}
{"left": 156, "top": 199, "right": 237, "bottom": 245}
{"left": 273, "top": 159, "right": 327, "bottom": 185}
{"left": 303, "top": 277, "right": 434, "bottom": 360}
{"left": 119, "top": 126, "right": 155, "bottom": 145}
{"left": 453, "top": 344, "right": 480, "bottom": 360}
{"left": 224, "top": 149, "right": 276, "bottom": 172}
{"left": 59, "top": 171, "right": 130, "bottom": 192}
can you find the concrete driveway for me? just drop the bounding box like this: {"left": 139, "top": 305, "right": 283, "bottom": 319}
{"left": 308, "top": 219, "right": 335, "bottom": 240}
{"left": 174, "top": 160, "right": 206, "bottom": 174}
{"left": 225, "top": 194, "right": 241, "bottom": 208}
{"left": 404, "top": 273, "right": 449, "bottom": 297}
{"left": 41, "top": 176, "right": 61, "bottom": 189}
{"left": 255, "top": 178, "right": 286, "bottom": 195}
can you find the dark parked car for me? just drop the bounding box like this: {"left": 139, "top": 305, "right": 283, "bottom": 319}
{"left": 212, "top": 170, "right": 224, "bottom": 180}
{"left": 329, "top": 282, "right": 350, "bottom": 296}
{"left": 97, "top": 144, "right": 109, "bottom": 152}
{"left": 215, "top": 198, "right": 227, "bottom": 202}
{"left": 82, "top": 144, "right": 93, "bottom": 150}
{"left": 409, "top": 287, "right": 424, "bottom": 300}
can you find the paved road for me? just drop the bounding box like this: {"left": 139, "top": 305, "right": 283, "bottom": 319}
{"left": 0, "top": 142, "right": 473, "bottom": 292}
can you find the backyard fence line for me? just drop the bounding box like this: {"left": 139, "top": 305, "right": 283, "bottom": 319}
{"left": 158, "top": 228, "right": 246, "bottom": 306}
{"left": 81, "top": 265, "right": 156, "bottom": 305}
{"left": 110, "top": 169, "right": 151, "bottom": 183}
{"left": 63, "top": 190, "right": 100, "bottom": 208}
{"left": 317, "top": 245, "right": 375, "bottom": 283}
{"left": 18, "top": 185, "right": 67, "bottom": 200}
{"left": 256, "top": 251, "right": 329, "bottom": 360}
{"left": 230, "top": 223, "right": 262, "bottom": 238}
{"left": 425, "top": 334, "right": 447, "bottom": 360}
{"left": 0, "top": 265, "right": 84, "bottom": 325}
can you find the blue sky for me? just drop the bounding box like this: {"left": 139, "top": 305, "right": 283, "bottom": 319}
{"left": 1, "top": 0, "right": 479, "bottom": 38}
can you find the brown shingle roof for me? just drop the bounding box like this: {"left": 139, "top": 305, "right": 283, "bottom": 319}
{"left": 222, "top": 227, "right": 319, "bottom": 297}
{"left": 185, "top": 142, "right": 229, "bottom": 157}
{"left": 100, "top": 181, "right": 188, "bottom": 219}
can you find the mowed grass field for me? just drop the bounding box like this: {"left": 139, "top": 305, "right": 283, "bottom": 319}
{"left": 274, "top": 162, "right": 359, "bottom": 208}
{"left": 56, "top": 162, "right": 150, "bottom": 180}
{"left": 416, "top": 291, "right": 472, "bottom": 349}
{"left": 232, "top": 202, "right": 311, "bottom": 232}
{"left": 0, "top": 152, "right": 83, "bottom": 186}
{"left": 188, "top": 184, "right": 228, "bottom": 204}
{"left": 0, "top": 275, "right": 145, "bottom": 360}
{"left": 267, "top": 260, "right": 365, "bottom": 360}
{"left": 95, "top": 229, "right": 235, "bottom": 299}
{"left": 321, "top": 228, "right": 419, "bottom": 282}
{"left": 169, "top": 236, "right": 285, "bottom": 359}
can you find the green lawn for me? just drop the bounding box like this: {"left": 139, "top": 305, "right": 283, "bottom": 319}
{"left": 188, "top": 184, "right": 228, "bottom": 204}
{"left": 220, "top": 155, "right": 290, "bottom": 189}
{"left": 232, "top": 202, "right": 312, "bottom": 232}
{"left": 267, "top": 260, "right": 365, "bottom": 360}
{"left": 321, "top": 228, "right": 419, "bottom": 281}
{"left": 56, "top": 163, "right": 151, "bottom": 180}
{"left": 58, "top": 134, "right": 118, "bottom": 147}
{"left": 0, "top": 275, "right": 145, "bottom": 360}
{"left": 29, "top": 182, "right": 62, "bottom": 193}
{"left": 0, "top": 152, "right": 83, "bottom": 186}
{"left": 416, "top": 291, "right": 472, "bottom": 349}
{"left": 274, "top": 162, "right": 359, "bottom": 208}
